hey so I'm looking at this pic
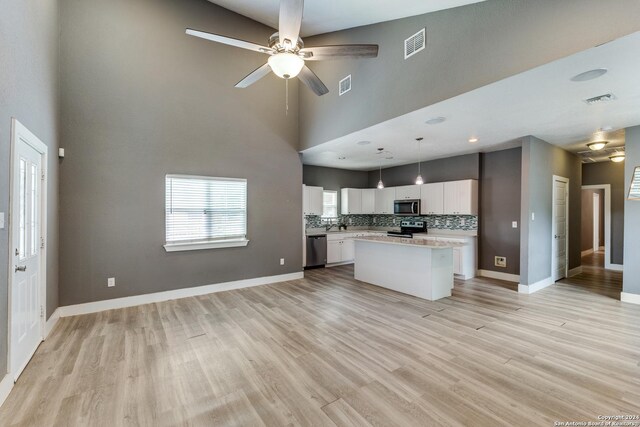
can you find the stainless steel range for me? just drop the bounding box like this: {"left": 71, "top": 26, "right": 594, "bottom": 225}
{"left": 387, "top": 220, "right": 426, "bottom": 238}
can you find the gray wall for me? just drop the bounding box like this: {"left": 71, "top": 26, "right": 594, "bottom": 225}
{"left": 366, "top": 154, "right": 480, "bottom": 187}
{"left": 479, "top": 148, "right": 521, "bottom": 276}
{"left": 582, "top": 161, "right": 625, "bottom": 265}
{"left": 303, "top": 165, "right": 368, "bottom": 213}
{"left": 299, "top": 0, "right": 640, "bottom": 150}
{"left": 623, "top": 126, "right": 640, "bottom": 296}
{"left": 58, "top": 0, "right": 301, "bottom": 306}
{"left": 0, "top": 0, "right": 60, "bottom": 374}
{"left": 580, "top": 189, "right": 604, "bottom": 253}
{"left": 520, "top": 137, "right": 582, "bottom": 286}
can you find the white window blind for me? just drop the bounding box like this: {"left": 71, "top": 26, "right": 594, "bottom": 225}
{"left": 165, "top": 175, "right": 247, "bottom": 248}
{"left": 322, "top": 190, "right": 338, "bottom": 219}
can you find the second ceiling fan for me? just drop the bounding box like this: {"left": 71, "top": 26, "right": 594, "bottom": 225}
{"left": 186, "top": 0, "right": 379, "bottom": 96}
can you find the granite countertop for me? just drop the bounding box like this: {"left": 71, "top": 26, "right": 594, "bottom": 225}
{"left": 353, "top": 235, "right": 466, "bottom": 248}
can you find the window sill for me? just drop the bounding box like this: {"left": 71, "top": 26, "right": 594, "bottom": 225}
{"left": 164, "top": 239, "right": 249, "bottom": 252}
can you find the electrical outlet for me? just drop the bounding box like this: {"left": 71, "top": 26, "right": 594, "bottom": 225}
{"left": 107, "top": 277, "right": 115, "bottom": 287}
{"left": 494, "top": 256, "right": 507, "bottom": 268}
{"left": 512, "top": 221, "right": 518, "bottom": 229}
{"left": 280, "top": 258, "right": 285, "bottom": 265}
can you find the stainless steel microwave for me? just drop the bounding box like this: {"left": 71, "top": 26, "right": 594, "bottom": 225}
{"left": 394, "top": 199, "right": 420, "bottom": 216}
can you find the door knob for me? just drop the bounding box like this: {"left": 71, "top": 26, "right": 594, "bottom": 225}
{"left": 15, "top": 265, "right": 27, "bottom": 272}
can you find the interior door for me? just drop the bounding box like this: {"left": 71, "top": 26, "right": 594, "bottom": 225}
{"left": 11, "top": 127, "right": 44, "bottom": 380}
{"left": 552, "top": 179, "right": 568, "bottom": 282}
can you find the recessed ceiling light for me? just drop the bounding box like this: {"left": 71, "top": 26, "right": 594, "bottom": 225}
{"left": 357, "top": 140, "right": 371, "bottom": 145}
{"left": 570, "top": 68, "right": 607, "bottom": 82}
{"left": 425, "top": 117, "right": 446, "bottom": 125}
{"left": 587, "top": 141, "right": 608, "bottom": 151}
{"left": 610, "top": 154, "right": 625, "bottom": 163}
{"left": 468, "top": 137, "right": 479, "bottom": 143}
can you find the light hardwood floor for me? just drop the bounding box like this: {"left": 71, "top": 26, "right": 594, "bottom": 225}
{"left": 1, "top": 265, "right": 639, "bottom": 426}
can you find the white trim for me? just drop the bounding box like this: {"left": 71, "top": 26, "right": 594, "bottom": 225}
{"left": 581, "top": 248, "right": 594, "bottom": 257}
{"left": 621, "top": 292, "right": 640, "bottom": 305}
{"left": 518, "top": 276, "right": 553, "bottom": 294}
{"left": 58, "top": 272, "right": 304, "bottom": 317}
{"left": 45, "top": 308, "right": 60, "bottom": 338}
{"left": 551, "top": 175, "right": 569, "bottom": 282}
{"left": 7, "top": 118, "right": 48, "bottom": 381}
{"left": 163, "top": 239, "right": 249, "bottom": 252}
{"left": 607, "top": 263, "right": 624, "bottom": 272}
{"left": 0, "top": 374, "right": 14, "bottom": 409}
{"left": 325, "top": 261, "right": 354, "bottom": 267}
{"left": 477, "top": 269, "right": 520, "bottom": 283}
{"left": 593, "top": 192, "right": 600, "bottom": 252}
{"left": 568, "top": 266, "right": 583, "bottom": 277}
{"left": 582, "top": 185, "right": 618, "bottom": 270}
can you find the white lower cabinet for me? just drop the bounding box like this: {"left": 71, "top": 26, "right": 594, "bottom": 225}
{"left": 327, "top": 241, "right": 343, "bottom": 264}
{"left": 342, "top": 239, "right": 355, "bottom": 261}
{"left": 452, "top": 247, "right": 462, "bottom": 275}
{"left": 326, "top": 232, "right": 384, "bottom": 265}
{"left": 413, "top": 234, "right": 477, "bottom": 279}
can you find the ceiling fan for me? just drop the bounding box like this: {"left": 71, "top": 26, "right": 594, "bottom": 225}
{"left": 186, "top": 0, "right": 379, "bottom": 96}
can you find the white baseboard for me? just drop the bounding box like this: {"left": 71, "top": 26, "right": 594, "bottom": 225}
{"left": 518, "top": 276, "right": 553, "bottom": 294}
{"left": 58, "top": 272, "right": 304, "bottom": 317}
{"left": 606, "top": 263, "right": 624, "bottom": 272}
{"left": 568, "top": 266, "right": 583, "bottom": 277}
{"left": 621, "top": 292, "right": 640, "bottom": 305}
{"left": 581, "top": 249, "right": 594, "bottom": 257}
{"left": 45, "top": 308, "right": 60, "bottom": 338}
{"left": 0, "top": 374, "right": 13, "bottom": 409}
{"left": 325, "top": 261, "right": 354, "bottom": 268}
{"left": 477, "top": 269, "right": 520, "bottom": 283}
{"left": 599, "top": 246, "right": 605, "bottom": 251}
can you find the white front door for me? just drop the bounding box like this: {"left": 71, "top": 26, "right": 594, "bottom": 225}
{"left": 10, "top": 120, "right": 45, "bottom": 381}
{"left": 552, "top": 178, "right": 568, "bottom": 282}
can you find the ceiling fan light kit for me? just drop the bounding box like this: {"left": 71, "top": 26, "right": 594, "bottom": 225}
{"left": 186, "top": 0, "right": 378, "bottom": 96}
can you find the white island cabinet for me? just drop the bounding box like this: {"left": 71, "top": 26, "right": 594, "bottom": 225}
{"left": 354, "top": 237, "right": 455, "bottom": 301}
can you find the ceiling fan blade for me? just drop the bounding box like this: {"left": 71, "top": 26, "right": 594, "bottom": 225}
{"left": 279, "top": 0, "right": 304, "bottom": 47}
{"left": 235, "top": 63, "right": 272, "bottom": 88}
{"left": 299, "top": 45, "right": 379, "bottom": 60}
{"left": 298, "top": 65, "right": 329, "bottom": 96}
{"left": 186, "top": 29, "right": 274, "bottom": 55}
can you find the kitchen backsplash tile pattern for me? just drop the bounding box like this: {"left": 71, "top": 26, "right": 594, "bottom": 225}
{"left": 305, "top": 214, "right": 477, "bottom": 231}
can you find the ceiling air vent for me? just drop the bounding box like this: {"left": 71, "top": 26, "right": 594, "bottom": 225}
{"left": 584, "top": 93, "right": 616, "bottom": 105}
{"left": 339, "top": 75, "right": 352, "bottom": 96}
{"left": 404, "top": 28, "right": 425, "bottom": 59}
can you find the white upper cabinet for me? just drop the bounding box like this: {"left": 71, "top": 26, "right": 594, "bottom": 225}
{"left": 303, "top": 185, "right": 324, "bottom": 216}
{"left": 443, "top": 180, "right": 478, "bottom": 215}
{"left": 341, "top": 188, "right": 362, "bottom": 215}
{"left": 374, "top": 187, "right": 396, "bottom": 214}
{"left": 361, "top": 189, "right": 376, "bottom": 214}
{"left": 395, "top": 185, "right": 421, "bottom": 200}
{"left": 420, "top": 183, "right": 444, "bottom": 215}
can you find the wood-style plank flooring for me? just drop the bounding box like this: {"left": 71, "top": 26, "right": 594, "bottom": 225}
{"left": 1, "top": 264, "right": 639, "bottom": 426}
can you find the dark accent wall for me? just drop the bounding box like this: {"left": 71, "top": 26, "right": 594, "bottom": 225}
{"left": 303, "top": 165, "right": 368, "bottom": 214}
{"left": 623, "top": 126, "right": 640, "bottom": 296}
{"left": 582, "top": 161, "right": 625, "bottom": 265}
{"left": 366, "top": 154, "right": 480, "bottom": 187}
{"left": 520, "top": 137, "right": 582, "bottom": 286}
{"left": 479, "top": 148, "right": 521, "bottom": 276}
{"left": 580, "top": 189, "right": 604, "bottom": 253}
{"left": 58, "top": 0, "right": 301, "bottom": 306}
{"left": 299, "top": 0, "right": 640, "bottom": 150}
{"left": 0, "top": 0, "right": 60, "bottom": 373}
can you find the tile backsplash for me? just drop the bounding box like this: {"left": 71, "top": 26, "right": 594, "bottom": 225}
{"left": 305, "top": 214, "right": 477, "bottom": 231}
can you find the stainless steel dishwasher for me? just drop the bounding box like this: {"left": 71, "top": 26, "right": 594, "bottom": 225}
{"left": 305, "top": 234, "right": 327, "bottom": 269}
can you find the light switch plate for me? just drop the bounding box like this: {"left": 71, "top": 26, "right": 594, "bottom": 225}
{"left": 531, "top": 212, "right": 535, "bottom": 221}
{"left": 512, "top": 221, "right": 518, "bottom": 228}
{"left": 107, "top": 277, "right": 115, "bottom": 287}
{"left": 0, "top": 212, "right": 4, "bottom": 229}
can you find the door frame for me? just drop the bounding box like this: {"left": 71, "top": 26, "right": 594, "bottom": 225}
{"left": 582, "top": 184, "right": 620, "bottom": 271}
{"left": 551, "top": 175, "right": 569, "bottom": 282}
{"left": 7, "top": 118, "right": 48, "bottom": 379}
{"left": 592, "top": 192, "right": 600, "bottom": 252}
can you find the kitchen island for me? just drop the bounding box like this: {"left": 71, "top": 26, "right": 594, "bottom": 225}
{"left": 353, "top": 236, "right": 464, "bottom": 301}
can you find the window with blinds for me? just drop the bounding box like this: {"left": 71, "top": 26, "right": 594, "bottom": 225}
{"left": 165, "top": 175, "right": 248, "bottom": 250}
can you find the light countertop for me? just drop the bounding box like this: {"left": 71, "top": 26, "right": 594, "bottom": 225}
{"left": 354, "top": 236, "right": 466, "bottom": 249}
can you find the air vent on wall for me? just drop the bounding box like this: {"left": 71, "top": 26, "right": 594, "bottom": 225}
{"left": 404, "top": 28, "right": 425, "bottom": 59}
{"left": 584, "top": 93, "right": 616, "bottom": 105}
{"left": 339, "top": 75, "right": 351, "bottom": 96}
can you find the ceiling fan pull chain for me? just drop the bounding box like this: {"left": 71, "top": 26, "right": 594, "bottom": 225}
{"left": 285, "top": 78, "right": 289, "bottom": 116}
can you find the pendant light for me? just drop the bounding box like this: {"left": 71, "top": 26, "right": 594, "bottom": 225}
{"left": 415, "top": 137, "right": 424, "bottom": 185}
{"left": 377, "top": 165, "right": 384, "bottom": 189}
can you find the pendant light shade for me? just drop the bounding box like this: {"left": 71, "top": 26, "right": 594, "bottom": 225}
{"left": 377, "top": 165, "right": 384, "bottom": 189}
{"left": 415, "top": 137, "right": 424, "bottom": 185}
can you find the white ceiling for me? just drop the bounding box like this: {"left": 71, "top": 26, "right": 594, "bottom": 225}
{"left": 206, "top": 0, "right": 486, "bottom": 37}
{"left": 301, "top": 31, "right": 640, "bottom": 171}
